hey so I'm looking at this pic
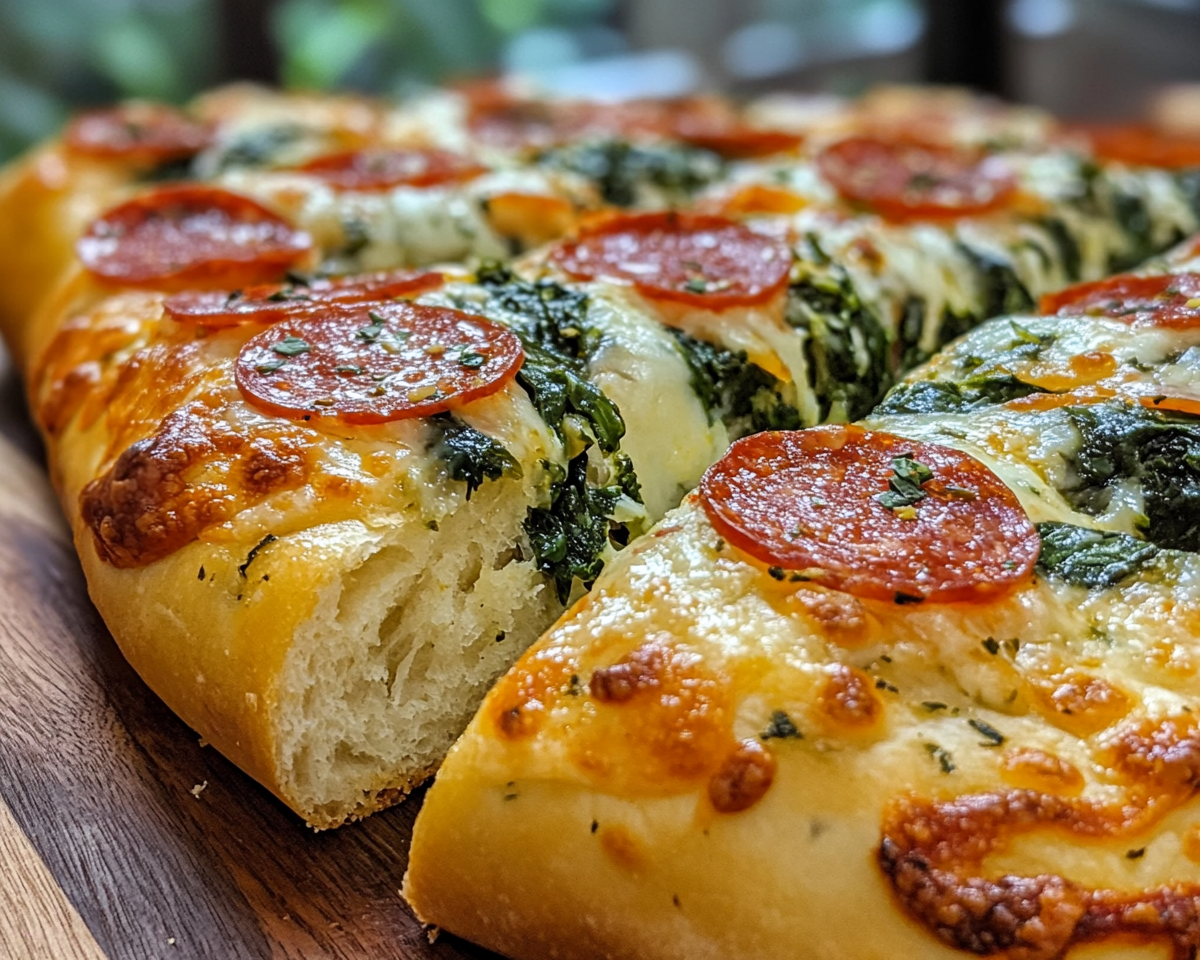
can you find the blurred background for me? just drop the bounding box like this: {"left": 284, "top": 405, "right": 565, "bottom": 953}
{"left": 1, "top": 0, "right": 1199, "bottom": 161}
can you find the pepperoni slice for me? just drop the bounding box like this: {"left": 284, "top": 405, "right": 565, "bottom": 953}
{"left": 298, "top": 147, "right": 487, "bottom": 191}
{"left": 1074, "top": 123, "right": 1200, "bottom": 170}
{"left": 65, "top": 104, "right": 212, "bottom": 163}
{"left": 468, "top": 98, "right": 577, "bottom": 150}
{"left": 667, "top": 101, "right": 801, "bottom": 158}
{"left": 674, "top": 123, "right": 801, "bottom": 159}
{"left": 163, "top": 270, "right": 443, "bottom": 327}
{"left": 698, "top": 426, "right": 1039, "bottom": 604}
{"left": 550, "top": 212, "right": 791, "bottom": 310}
{"left": 817, "top": 136, "right": 1016, "bottom": 222}
{"left": 78, "top": 186, "right": 312, "bottom": 288}
{"left": 235, "top": 301, "right": 524, "bottom": 424}
{"left": 1039, "top": 272, "right": 1200, "bottom": 328}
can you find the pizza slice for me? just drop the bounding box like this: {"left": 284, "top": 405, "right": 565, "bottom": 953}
{"left": 405, "top": 267, "right": 1200, "bottom": 959}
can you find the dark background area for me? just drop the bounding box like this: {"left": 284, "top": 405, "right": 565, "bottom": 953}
{"left": 1, "top": 0, "right": 1199, "bottom": 161}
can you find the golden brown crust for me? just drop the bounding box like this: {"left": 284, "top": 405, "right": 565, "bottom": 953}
{"left": 80, "top": 403, "right": 310, "bottom": 567}
{"left": 406, "top": 491, "right": 1200, "bottom": 960}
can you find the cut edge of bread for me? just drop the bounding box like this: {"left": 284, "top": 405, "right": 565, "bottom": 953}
{"left": 269, "top": 477, "right": 561, "bottom": 829}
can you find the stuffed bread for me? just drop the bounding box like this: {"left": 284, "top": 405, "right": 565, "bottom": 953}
{"left": 10, "top": 88, "right": 1200, "bottom": 829}
{"left": 406, "top": 259, "right": 1200, "bottom": 959}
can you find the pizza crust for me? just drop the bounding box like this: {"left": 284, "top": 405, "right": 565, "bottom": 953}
{"left": 406, "top": 490, "right": 1200, "bottom": 958}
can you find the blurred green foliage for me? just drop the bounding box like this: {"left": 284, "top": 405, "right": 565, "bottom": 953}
{"left": 273, "top": 0, "right": 614, "bottom": 92}
{"left": 0, "top": 0, "right": 219, "bottom": 160}
{"left": 0, "top": 0, "right": 615, "bottom": 162}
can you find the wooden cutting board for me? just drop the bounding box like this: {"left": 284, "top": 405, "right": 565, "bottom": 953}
{"left": 0, "top": 351, "right": 495, "bottom": 960}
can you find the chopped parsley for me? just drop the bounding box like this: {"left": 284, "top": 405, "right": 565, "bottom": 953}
{"left": 356, "top": 315, "right": 386, "bottom": 341}
{"left": 272, "top": 335, "right": 311, "bottom": 357}
{"left": 968, "top": 718, "right": 1006, "bottom": 746}
{"left": 761, "top": 710, "right": 803, "bottom": 740}
{"left": 456, "top": 348, "right": 487, "bottom": 369}
{"left": 925, "top": 743, "right": 956, "bottom": 774}
{"left": 876, "top": 455, "right": 933, "bottom": 512}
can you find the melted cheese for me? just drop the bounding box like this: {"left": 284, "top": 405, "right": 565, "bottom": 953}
{"left": 581, "top": 286, "right": 728, "bottom": 519}
{"left": 409, "top": 280, "right": 1200, "bottom": 960}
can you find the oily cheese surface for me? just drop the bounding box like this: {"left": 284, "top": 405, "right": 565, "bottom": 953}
{"left": 407, "top": 300, "right": 1200, "bottom": 960}
{"left": 409, "top": 493, "right": 1200, "bottom": 960}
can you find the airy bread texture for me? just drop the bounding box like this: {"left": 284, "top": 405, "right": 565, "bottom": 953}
{"left": 27, "top": 271, "right": 587, "bottom": 825}
{"left": 25, "top": 261, "right": 719, "bottom": 826}
{"left": 79, "top": 479, "right": 558, "bottom": 827}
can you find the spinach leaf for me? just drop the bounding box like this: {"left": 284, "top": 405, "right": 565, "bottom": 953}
{"left": 430, "top": 415, "right": 523, "bottom": 499}
{"left": 1036, "top": 521, "right": 1159, "bottom": 587}
{"left": 896, "top": 300, "right": 982, "bottom": 371}
{"left": 1177, "top": 169, "right": 1200, "bottom": 222}
{"left": 475, "top": 264, "right": 644, "bottom": 600}
{"left": 134, "top": 154, "right": 196, "bottom": 183}
{"left": 1108, "top": 189, "right": 1157, "bottom": 272}
{"left": 477, "top": 263, "right": 626, "bottom": 453}
{"left": 1036, "top": 216, "right": 1082, "bottom": 283}
{"left": 203, "top": 124, "right": 305, "bottom": 173}
{"left": 876, "top": 374, "right": 1048, "bottom": 415}
{"left": 538, "top": 140, "right": 724, "bottom": 207}
{"left": 477, "top": 262, "right": 596, "bottom": 358}
{"left": 524, "top": 454, "right": 635, "bottom": 603}
{"left": 788, "top": 266, "right": 893, "bottom": 422}
{"left": 958, "top": 243, "right": 1035, "bottom": 320}
{"left": 1062, "top": 402, "right": 1200, "bottom": 551}
{"left": 670, "top": 330, "right": 801, "bottom": 434}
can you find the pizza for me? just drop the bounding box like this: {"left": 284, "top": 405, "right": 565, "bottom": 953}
{"left": 405, "top": 261, "right": 1200, "bottom": 960}
{"left": 3, "top": 82, "right": 1200, "bottom": 840}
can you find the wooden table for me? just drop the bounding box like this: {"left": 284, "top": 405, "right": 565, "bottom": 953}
{"left": 0, "top": 350, "right": 493, "bottom": 959}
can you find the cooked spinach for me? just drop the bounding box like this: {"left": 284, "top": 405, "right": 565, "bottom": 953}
{"left": 876, "top": 374, "right": 1048, "bottom": 416}
{"left": 134, "top": 154, "right": 196, "bottom": 183}
{"left": 890, "top": 245, "right": 1035, "bottom": 371}
{"left": 1177, "top": 169, "right": 1200, "bottom": 221}
{"left": 1036, "top": 521, "right": 1159, "bottom": 587}
{"left": 1061, "top": 402, "right": 1200, "bottom": 551}
{"left": 475, "top": 264, "right": 644, "bottom": 600}
{"left": 524, "top": 453, "right": 637, "bottom": 603}
{"left": 897, "top": 300, "right": 980, "bottom": 370}
{"left": 788, "top": 266, "right": 893, "bottom": 422}
{"left": 670, "top": 330, "right": 801, "bottom": 434}
{"left": 959, "top": 243, "right": 1035, "bottom": 320}
{"left": 1036, "top": 216, "right": 1082, "bottom": 283}
{"left": 430, "top": 415, "right": 522, "bottom": 499}
{"left": 896, "top": 297, "right": 933, "bottom": 369}
{"left": 477, "top": 262, "right": 597, "bottom": 358}
{"left": 1108, "top": 189, "right": 1157, "bottom": 273}
{"left": 203, "top": 124, "right": 305, "bottom": 173}
{"left": 477, "top": 263, "right": 625, "bottom": 453}
{"left": 538, "top": 140, "right": 724, "bottom": 207}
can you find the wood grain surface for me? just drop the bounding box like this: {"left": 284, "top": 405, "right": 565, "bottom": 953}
{"left": 0, "top": 351, "right": 496, "bottom": 960}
